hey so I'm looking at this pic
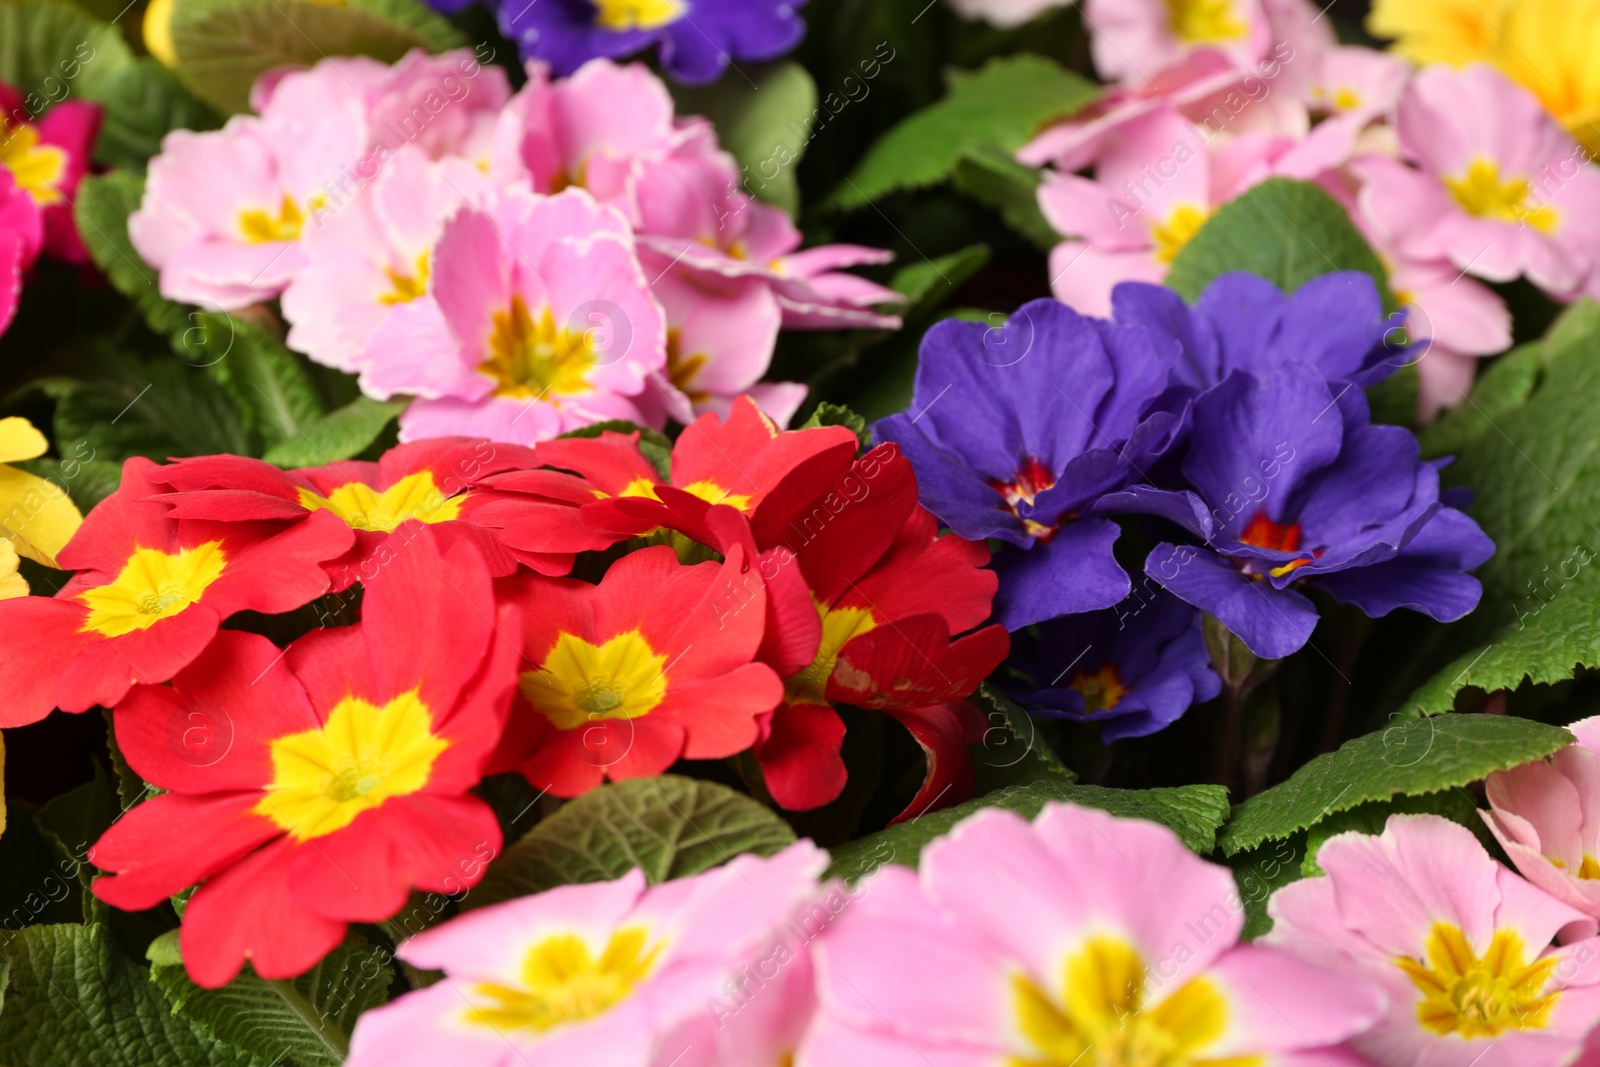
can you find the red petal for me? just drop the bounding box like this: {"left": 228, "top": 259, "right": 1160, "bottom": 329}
{"left": 756, "top": 701, "right": 848, "bottom": 811}
{"left": 0, "top": 596, "right": 91, "bottom": 726}
{"left": 55, "top": 605, "right": 220, "bottom": 712}
{"left": 90, "top": 792, "right": 278, "bottom": 911}
{"left": 884, "top": 703, "right": 976, "bottom": 825}
{"left": 661, "top": 662, "right": 782, "bottom": 760}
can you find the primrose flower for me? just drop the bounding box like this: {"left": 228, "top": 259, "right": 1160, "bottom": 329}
{"left": 0, "top": 168, "right": 38, "bottom": 337}
{"left": 90, "top": 530, "right": 519, "bottom": 987}
{"left": 875, "top": 297, "right": 1179, "bottom": 631}
{"left": 1108, "top": 362, "right": 1493, "bottom": 660}
{"left": 1483, "top": 716, "right": 1600, "bottom": 931}
{"left": 1082, "top": 0, "right": 1271, "bottom": 86}
{"left": 497, "top": 544, "right": 784, "bottom": 797}
{"left": 360, "top": 186, "right": 667, "bottom": 444}
{"left": 1037, "top": 106, "right": 1279, "bottom": 315}
{"left": 345, "top": 841, "right": 828, "bottom": 1067}
{"left": 1270, "top": 814, "right": 1600, "bottom": 1067}
{"left": 493, "top": 0, "right": 808, "bottom": 85}
{"left": 0, "top": 80, "right": 101, "bottom": 263}
{"left": 804, "top": 802, "right": 1385, "bottom": 1066}
{"left": 1356, "top": 64, "right": 1600, "bottom": 297}
{"left": 1003, "top": 590, "right": 1221, "bottom": 742}
{"left": 0, "top": 458, "right": 353, "bottom": 727}
{"left": 150, "top": 437, "right": 618, "bottom": 587}
{"left": 131, "top": 109, "right": 366, "bottom": 308}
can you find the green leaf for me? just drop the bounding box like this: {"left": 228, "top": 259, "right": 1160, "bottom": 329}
{"left": 347, "top": 0, "right": 467, "bottom": 51}
{"left": 467, "top": 776, "right": 796, "bottom": 909}
{"left": 34, "top": 767, "right": 117, "bottom": 906}
{"left": 1164, "top": 178, "right": 1393, "bottom": 308}
{"left": 262, "top": 396, "right": 405, "bottom": 468}
{"left": 199, "top": 312, "right": 329, "bottom": 447}
{"left": 1417, "top": 342, "right": 1543, "bottom": 459}
{"left": 171, "top": 0, "right": 434, "bottom": 114}
{"left": 671, "top": 61, "right": 817, "bottom": 216}
{"left": 74, "top": 172, "right": 191, "bottom": 340}
{"left": 968, "top": 683, "right": 1076, "bottom": 794}
{"left": 825, "top": 54, "right": 1099, "bottom": 212}
{"left": 951, "top": 144, "right": 1057, "bottom": 249}
{"left": 14, "top": 455, "right": 124, "bottom": 514}
{"left": 826, "top": 781, "right": 1231, "bottom": 883}
{"left": 800, "top": 401, "right": 869, "bottom": 452}
{"left": 1397, "top": 301, "right": 1600, "bottom": 717}
{"left": 1301, "top": 789, "right": 1488, "bottom": 877}
{"left": 0, "top": 923, "right": 261, "bottom": 1066}
{"left": 1217, "top": 713, "right": 1572, "bottom": 855}
{"left": 559, "top": 420, "right": 672, "bottom": 478}
{"left": 90, "top": 58, "right": 222, "bottom": 173}
{"left": 1228, "top": 836, "right": 1306, "bottom": 940}
{"left": 890, "top": 244, "right": 990, "bottom": 320}
{"left": 149, "top": 932, "right": 392, "bottom": 1067}
{"left": 0, "top": 1, "right": 133, "bottom": 106}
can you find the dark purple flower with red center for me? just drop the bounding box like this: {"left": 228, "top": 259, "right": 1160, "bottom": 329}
{"left": 1103, "top": 361, "right": 1494, "bottom": 660}
{"left": 1003, "top": 589, "right": 1220, "bottom": 742}
{"left": 874, "top": 298, "right": 1180, "bottom": 632}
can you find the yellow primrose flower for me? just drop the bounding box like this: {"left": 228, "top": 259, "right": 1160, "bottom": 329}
{"left": 143, "top": 0, "right": 178, "bottom": 68}
{"left": 1369, "top": 0, "right": 1600, "bottom": 154}
{"left": 0, "top": 417, "right": 84, "bottom": 575}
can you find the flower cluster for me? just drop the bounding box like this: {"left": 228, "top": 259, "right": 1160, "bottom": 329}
{"left": 968, "top": 0, "right": 1600, "bottom": 417}
{"left": 0, "top": 78, "right": 100, "bottom": 337}
{"left": 131, "top": 50, "right": 899, "bottom": 442}
{"left": 880, "top": 271, "right": 1492, "bottom": 738}
{"left": 0, "top": 400, "right": 1002, "bottom": 986}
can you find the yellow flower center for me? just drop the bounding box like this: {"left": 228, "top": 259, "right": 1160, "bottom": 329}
{"left": 467, "top": 928, "right": 663, "bottom": 1033}
{"left": 296, "top": 471, "right": 465, "bottom": 533}
{"left": 1068, "top": 664, "right": 1128, "bottom": 715}
{"left": 1396, "top": 923, "right": 1560, "bottom": 1039}
{"left": 1165, "top": 0, "right": 1248, "bottom": 43}
{"left": 667, "top": 329, "right": 711, "bottom": 405}
{"left": 379, "top": 253, "right": 431, "bottom": 305}
{"left": 592, "top": 0, "right": 685, "bottom": 31}
{"left": 522, "top": 630, "right": 668, "bottom": 732}
{"left": 0, "top": 124, "right": 67, "bottom": 206}
{"left": 256, "top": 689, "right": 449, "bottom": 841}
{"left": 1331, "top": 87, "right": 1363, "bottom": 112}
{"left": 481, "top": 296, "right": 598, "bottom": 400}
{"left": 238, "top": 194, "right": 318, "bottom": 244}
{"left": 1009, "top": 937, "right": 1242, "bottom": 1067}
{"left": 1443, "top": 158, "right": 1559, "bottom": 233}
{"left": 785, "top": 599, "right": 877, "bottom": 706}
{"left": 79, "top": 542, "right": 227, "bottom": 637}
{"left": 1150, "top": 205, "right": 1211, "bottom": 265}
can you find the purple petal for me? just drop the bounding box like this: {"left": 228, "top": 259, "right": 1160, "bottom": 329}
{"left": 1146, "top": 543, "right": 1319, "bottom": 660}
{"left": 992, "top": 519, "right": 1130, "bottom": 630}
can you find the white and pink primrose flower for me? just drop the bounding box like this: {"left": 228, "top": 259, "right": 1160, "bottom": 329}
{"left": 1484, "top": 716, "right": 1600, "bottom": 932}
{"left": 1082, "top": 0, "right": 1273, "bottom": 88}
{"left": 1269, "top": 814, "right": 1600, "bottom": 1067}
{"left": 1357, "top": 63, "right": 1600, "bottom": 298}
{"left": 360, "top": 186, "right": 667, "bottom": 445}
{"left": 344, "top": 841, "right": 829, "bottom": 1067}
{"left": 802, "top": 803, "right": 1385, "bottom": 1067}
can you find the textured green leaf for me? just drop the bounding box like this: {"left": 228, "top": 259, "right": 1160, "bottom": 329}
{"left": 1218, "top": 713, "right": 1571, "bottom": 855}
{"left": 262, "top": 396, "right": 405, "bottom": 468}
{"left": 1301, "top": 789, "right": 1488, "bottom": 877}
{"left": 1228, "top": 836, "right": 1306, "bottom": 941}
{"left": 672, "top": 61, "right": 817, "bottom": 216}
{"left": 825, "top": 54, "right": 1099, "bottom": 212}
{"left": 890, "top": 244, "right": 990, "bottom": 320}
{"left": 968, "top": 683, "right": 1076, "bottom": 794}
{"left": 1416, "top": 342, "right": 1543, "bottom": 459}
{"left": 200, "top": 313, "right": 329, "bottom": 447}
{"left": 34, "top": 767, "right": 117, "bottom": 905}
{"left": 826, "top": 781, "right": 1231, "bottom": 882}
{"left": 14, "top": 455, "right": 123, "bottom": 514}
{"left": 1399, "top": 301, "right": 1600, "bottom": 716}
{"left": 466, "top": 776, "right": 797, "bottom": 909}
{"left": 0, "top": 1, "right": 132, "bottom": 105}
{"left": 171, "top": 0, "right": 432, "bottom": 114}
{"left": 149, "top": 931, "right": 392, "bottom": 1067}
{"left": 90, "top": 58, "right": 222, "bottom": 173}
{"left": 0, "top": 923, "right": 261, "bottom": 1067}
{"left": 951, "top": 144, "right": 1057, "bottom": 249}
{"left": 1165, "top": 179, "right": 1393, "bottom": 307}
{"left": 74, "top": 172, "right": 190, "bottom": 340}
{"left": 348, "top": 0, "right": 466, "bottom": 50}
{"left": 800, "top": 401, "right": 869, "bottom": 452}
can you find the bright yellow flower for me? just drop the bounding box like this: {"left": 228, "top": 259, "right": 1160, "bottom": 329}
{"left": 0, "top": 417, "right": 84, "bottom": 572}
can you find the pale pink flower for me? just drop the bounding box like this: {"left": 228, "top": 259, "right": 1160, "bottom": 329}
{"left": 1305, "top": 46, "right": 1410, "bottom": 125}
{"left": 1083, "top": 0, "right": 1272, "bottom": 87}
{"left": 1270, "top": 813, "right": 1600, "bottom": 1067}
{"left": 344, "top": 842, "right": 829, "bottom": 1067}
{"left": 360, "top": 186, "right": 667, "bottom": 444}
{"left": 1357, "top": 63, "right": 1600, "bottom": 297}
{"left": 1484, "top": 716, "right": 1600, "bottom": 933}
{"left": 803, "top": 802, "right": 1385, "bottom": 1067}
{"left": 281, "top": 146, "right": 482, "bottom": 375}
{"left": 1038, "top": 106, "right": 1280, "bottom": 314}
{"left": 945, "top": 0, "right": 1072, "bottom": 27}
{"left": 130, "top": 109, "right": 365, "bottom": 309}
